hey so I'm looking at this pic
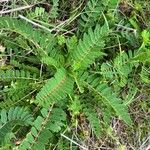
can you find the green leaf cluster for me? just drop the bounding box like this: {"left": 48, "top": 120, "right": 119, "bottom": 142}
{"left": 0, "top": 0, "right": 149, "bottom": 149}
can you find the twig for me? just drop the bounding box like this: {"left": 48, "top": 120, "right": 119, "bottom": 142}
{"left": 62, "top": 27, "right": 77, "bottom": 35}
{"left": 19, "top": 14, "right": 71, "bottom": 34}
{"left": 0, "top": 5, "right": 33, "bottom": 15}
{"left": 0, "top": 0, "right": 10, "bottom": 2}
{"left": 10, "top": 89, "right": 37, "bottom": 107}
{"left": 61, "top": 134, "right": 87, "bottom": 150}
{"left": 140, "top": 135, "right": 150, "bottom": 150}
{"left": 40, "top": 63, "right": 43, "bottom": 78}
{"left": 146, "top": 145, "right": 150, "bottom": 150}
{"left": 18, "top": 15, "right": 52, "bottom": 33}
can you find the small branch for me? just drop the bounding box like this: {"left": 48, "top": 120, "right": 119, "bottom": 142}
{"left": 18, "top": 15, "right": 52, "bottom": 33}
{"left": 40, "top": 63, "right": 43, "bottom": 78}
{"left": 0, "top": 5, "right": 33, "bottom": 15}
{"left": 61, "top": 134, "right": 87, "bottom": 150}
{"left": 62, "top": 27, "right": 77, "bottom": 35}
{"left": 0, "top": 0, "right": 10, "bottom": 2}
{"left": 146, "top": 145, "right": 150, "bottom": 150}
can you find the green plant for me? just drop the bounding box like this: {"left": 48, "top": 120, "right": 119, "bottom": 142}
{"left": 20, "top": 107, "right": 66, "bottom": 150}
{"left": 0, "top": 0, "right": 149, "bottom": 149}
{"left": 79, "top": 0, "right": 118, "bottom": 31}
{"left": 0, "top": 107, "right": 33, "bottom": 146}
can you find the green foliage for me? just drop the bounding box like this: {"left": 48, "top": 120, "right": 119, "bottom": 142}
{"left": 133, "top": 49, "right": 150, "bottom": 62}
{"left": 57, "top": 139, "right": 70, "bottom": 150}
{"left": 0, "top": 81, "right": 33, "bottom": 108}
{"left": 71, "top": 24, "right": 108, "bottom": 70}
{"left": 29, "top": 7, "right": 46, "bottom": 19}
{"left": 79, "top": 0, "right": 118, "bottom": 31}
{"left": 84, "top": 77, "right": 133, "bottom": 125}
{"left": 20, "top": 107, "right": 66, "bottom": 150}
{"left": 35, "top": 68, "right": 74, "bottom": 107}
{"left": 10, "top": 60, "right": 40, "bottom": 74}
{"left": 101, "top": 51, "right": 136, "bottom": 88}
{"left": 140, "top": 66, "right": 150, "bottom": 84}
{"left": 0, "top": 70, "right": 37, "bottom": 81}
{"left": 41, "top": 56, "right": 61, "bottom": 69}
{"left": 0, "top": 0, "right": 149, "bottom": 149}
{"left": 0, "top": 17, "right": 55, "bottom": 57}
{"left": 79, "top": 0, "right": 104, "bottom": 30}
{"left": 50, "top": 0, "right": 59, "bottom": 19}
{"left": 82, "top": 102, "right": 102, "bottom": 137}
{"left": 0, "top": 107, "right": 33, "bottom": 143}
